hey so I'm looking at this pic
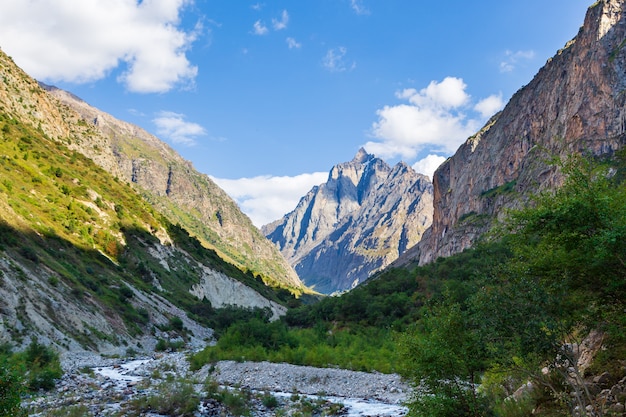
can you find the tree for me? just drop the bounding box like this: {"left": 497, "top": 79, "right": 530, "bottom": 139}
{"left": 398, "top": 302, "right": 490, "bottom": 417}
{"left": 0, "top": 360, "right": 26, "bottom": 417}
{"left": 472, "top": 156, "right": 626, "bottom": 415}
{"left": 399, "top": 155, "right": 626, "bottom": 416}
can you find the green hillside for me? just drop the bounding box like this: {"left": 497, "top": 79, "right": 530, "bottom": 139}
{"left": 0, "top": 111, "right": 298, "bottom": 348}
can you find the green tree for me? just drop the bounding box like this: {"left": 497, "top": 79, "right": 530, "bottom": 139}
{"left": 399, "top": 302, "right": 489, "bottom": 417}
{"left": 472, "top": 156, "right": 626, "bottom": 414}
{"left": 399, "top": 156, "right": 626, "bottom": 416}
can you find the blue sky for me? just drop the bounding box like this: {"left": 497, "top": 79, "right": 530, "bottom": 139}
{"left": 0, "top": 0, "right": 592, "bottom": 226}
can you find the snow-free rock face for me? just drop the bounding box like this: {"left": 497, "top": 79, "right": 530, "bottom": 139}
{"left": 398, "top": 0, "right": 626, "bottom": 266}
{"left": 264, "top": 149, "right": 433, "bottom": 293}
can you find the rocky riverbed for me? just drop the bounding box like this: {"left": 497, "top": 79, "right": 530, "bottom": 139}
{"left": 24, "top": 351, "right": 410, "bottom": 416}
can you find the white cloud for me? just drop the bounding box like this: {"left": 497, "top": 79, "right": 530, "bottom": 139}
{"left": 0, "top": 0, "right": 199, "bottom": 93}
{"left": 474, "top": 94, "right": 505, "bottom": 118}
{"left": 251, "top": 3, "right": 264, "bottom": 11}
{"left": 403, "top": 77, "right": 470, "bottom": 109}
{"left": 153, "top": 111, "right": 206, "bottom": 146}
{"left": 366, "top": 77, "right": 499, "bottom": 160}
{"left": 286, "top": 37, "right": 302, "bottom": 49}
{"left": 252, "top": 20, "right": 269, "bottom": 35}
{"left": 412, "top": 154, "right": 447, "bottom": 180}
{"left": 350, "top": 0, "right": 370, "bottom": 15}
{"left": 212, "top": 172, "right": 328, "bottom": 227}
{"left": 272, "top": 10, "right": 289, "bottom": 30}
{"left": 500, "top": 50, "right": 535, "bottom": 73}
{"left": 322, "top": 47, "right": 356, "bottom": 72}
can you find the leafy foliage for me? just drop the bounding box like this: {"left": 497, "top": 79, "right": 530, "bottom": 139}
{"left": 0, "top": 360, "right": 26, "bottom": 417}
{"left": 399, "top": 156, "right": 626, "bottom": 416}
{"left": 129, "top": 380, "right": 200, "bottom": 417}
{"left": 0, "top": 339, "right": 62, "bottom": 416}
{"left": 190, "top": 318, "right": 399, "bottom": 373}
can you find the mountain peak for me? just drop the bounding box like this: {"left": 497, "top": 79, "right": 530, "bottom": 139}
{"left": 352, "top": 147, "right": 372, "bottom": 163}
{"left": 265, "top": 150, "right": 433, "bottom": 293}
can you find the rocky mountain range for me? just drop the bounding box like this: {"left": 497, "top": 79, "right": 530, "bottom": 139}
{"left": 40, "top": 84, "right": 303, "bottom": 291}
{"left": 263, "top": 149, "right": 433, "bottom": 294}
{"left": 396, "top": 0, "right": 626, "bottom": 267}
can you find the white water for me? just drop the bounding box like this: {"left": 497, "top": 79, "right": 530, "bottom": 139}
{"left": 93, "top": 359, "right": 150, "bottom": 386}
{"left": 273, "top": 391, "right": 407, "bottom": 416}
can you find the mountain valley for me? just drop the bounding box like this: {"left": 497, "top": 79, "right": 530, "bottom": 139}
{"left": 1, "top": 1, "right": 626, "bottom": 416}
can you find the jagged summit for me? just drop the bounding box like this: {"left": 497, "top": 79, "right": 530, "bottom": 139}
{"left": 352, "top": 147, "right": 373, "bottom": 164}
{"left": 263, "top": 152, "right": 433, "bottom": 294}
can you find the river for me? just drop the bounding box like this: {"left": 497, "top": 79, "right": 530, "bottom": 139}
{"left": 93, "top": 356, "right": 409, "bottom": 416}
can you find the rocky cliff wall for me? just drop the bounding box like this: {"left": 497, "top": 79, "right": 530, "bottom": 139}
{"left": 401, "top": 0, "right": 626, "bottom": 266}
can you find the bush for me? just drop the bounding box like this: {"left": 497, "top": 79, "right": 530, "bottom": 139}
{"left": 169, "top": 316, "right": 184, "bottom": 332}
{"left": 261, "top": 392, "right": 279, "bottom": 409}
{"left": 131, "top": 381, "right": 199, "bottom": 417}
{"left": 18, "top": 339, "right": 63, "bottom": 391}
{"left": 0, "top": 361, "right": 26, "bottom": 417}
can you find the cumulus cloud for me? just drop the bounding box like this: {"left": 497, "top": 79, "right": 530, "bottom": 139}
{"left": 474, "top": 94, "right": 505, "bottom": 118}
{"left": 412, "top": 154, "right": 447, "bottom": 180}
{"left": 323, "top": 47, "right": 356, "bottom": 72}
{"left": 252, "top": 20, "right": 269, "bottom": 35}
{"left": 365, "top": 77, "right": 501, "bottom": 161}
{"left": 0, "top": 0, "right": 199, "bottom": 93}
{"left": 211, "top": 172, "right": 328, "bottom": 227}
{"left": 272, "top": 10, "right": 289, "bottom": 30}
{"left": 500, "top": 49, "right": 535, "bottom": 73}
{"left": 286, "top": 37, "right": 302, "bottom": 49}
{"left": 153, "top": 111, "right": 206, "bottom": 146}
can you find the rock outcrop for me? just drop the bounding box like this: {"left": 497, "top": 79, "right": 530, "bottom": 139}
{"left": 398, "top": 0, "right": 626, "bottom": 266}
{"left": 264, "top": 149, "right": 433, "bottom": 293}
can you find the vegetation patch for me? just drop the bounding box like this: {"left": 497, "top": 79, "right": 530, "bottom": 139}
{"left": 480, "top": 179, "right": 517, "bottom": 199}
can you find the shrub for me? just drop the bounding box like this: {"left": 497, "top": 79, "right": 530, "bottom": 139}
{"left": 169, "top": 316, "right": 184, "bottom": 332}
{"left": 21, "top": 339, "right": 62, "bottom": 391}
{"left": 131, "top": 381, "right": 199, "bottom": 417}
{"left": 0, "top": 361, "right": 26, "bottom": 417}
{"left": 261, "top": 392, "right": 279, "bottom": 409}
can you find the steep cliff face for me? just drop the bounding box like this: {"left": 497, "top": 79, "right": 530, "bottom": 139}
{"left": 264, "top": 149, "right": 433, "bottom": 293}
{"left": 36, "top": 84, "right": 302, "bottom": 291}
{"left": 400, "top": 0, "right": 626, "bottom": 266}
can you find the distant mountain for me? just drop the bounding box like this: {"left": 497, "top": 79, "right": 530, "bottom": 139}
{"left": 0, "top": 47, "right": 296, "bottom": 354}
{"left": 263, "top": 149, "right": 433, "bottom": 293}
{"left": 395, "top": 0, "right": 626, "bottom": 267}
